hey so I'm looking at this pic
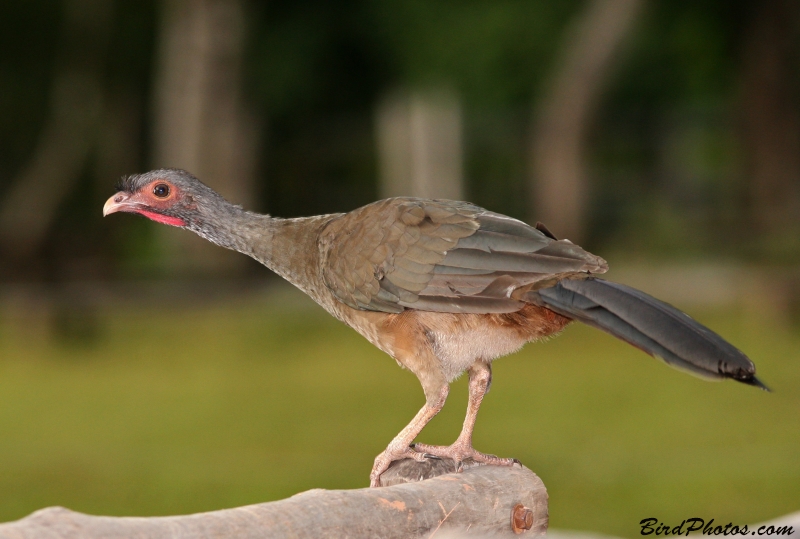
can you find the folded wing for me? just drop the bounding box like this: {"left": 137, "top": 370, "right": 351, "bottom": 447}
{"left": 320, "top": 198, "right": 608, "bottom": 314}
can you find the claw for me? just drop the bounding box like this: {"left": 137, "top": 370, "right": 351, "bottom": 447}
{"left": 370, "top": 444, "right": 431, "bottom": 487}
{"left": 410, "top": 444, "right": 441, "bottom": 461}
{"left": 409, "top": 441, "right": 520, "bottom": 470}
{"left": 371, "top": 442, "right": 521, "bottom": 487}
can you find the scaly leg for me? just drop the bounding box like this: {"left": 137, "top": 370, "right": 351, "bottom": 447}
{"left": 413, "top": 362, "right": 519, "bottom": 470}
{"left": 369, "top": 384, "right": 449, "bottom": 487}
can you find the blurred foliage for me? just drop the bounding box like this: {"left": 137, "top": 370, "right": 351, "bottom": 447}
{"left": 0, "top": 286, "right": 797, "bottom": 535}
{"left": 591, "top": 0, "right": 748, "bottom": 256}
{"left": 1, "top": 0, "right": 799, "bottom": 280}
{"left": 0, "top": 1, "right": 60, "bottom": 185}
{"left": 246, "top": 0, "right": 583, "bottom": 220}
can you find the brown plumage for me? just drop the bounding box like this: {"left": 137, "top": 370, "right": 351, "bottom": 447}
{"left": 104, "top": 169, "right": 766, "bottom": 487}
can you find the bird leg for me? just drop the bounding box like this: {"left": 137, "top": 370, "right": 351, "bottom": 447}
{"left": 412, "top": 362, "right": 519, "bottom": 471}
{"left": 369, "top": 384, "right": 449, "bottom": 487}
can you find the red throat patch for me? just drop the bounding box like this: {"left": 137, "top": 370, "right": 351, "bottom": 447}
{"left": 135, "top": 209, "right": 186, "bottom": 227}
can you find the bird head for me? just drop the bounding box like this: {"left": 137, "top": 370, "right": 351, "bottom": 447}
{"left": 103, "top": 169, "right": 228, "bottom": 229}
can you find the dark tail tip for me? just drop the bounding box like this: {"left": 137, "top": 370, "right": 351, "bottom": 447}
{"left": 739, "top": 376, "right": 771, "bottom": 392}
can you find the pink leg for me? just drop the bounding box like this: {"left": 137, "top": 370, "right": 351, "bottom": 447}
{"left": 369, "top": 384, "right": 449, "bottom": 487}
{"left": 413, "top": 362, "right": 519, "bottom": 470}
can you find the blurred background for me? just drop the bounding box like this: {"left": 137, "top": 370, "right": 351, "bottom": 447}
{"left": 0, "top": 0, "right": 798, "bottom": 536}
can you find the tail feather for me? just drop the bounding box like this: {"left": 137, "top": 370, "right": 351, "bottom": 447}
{"left": 529, "top": 278, "right": 768, "bottom": 390}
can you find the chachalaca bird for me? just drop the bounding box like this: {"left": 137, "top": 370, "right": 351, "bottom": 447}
{"left": 104, "top": 169, "right": 766, "bottom": 487}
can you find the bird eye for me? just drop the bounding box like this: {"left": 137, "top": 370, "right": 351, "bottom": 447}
{"left": 153, "top": 183, "right": 170, "bottom": 198}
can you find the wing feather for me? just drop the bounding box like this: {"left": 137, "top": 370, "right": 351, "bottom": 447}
{"left": 320, "top": 197, "right": 607, "bottom": 313}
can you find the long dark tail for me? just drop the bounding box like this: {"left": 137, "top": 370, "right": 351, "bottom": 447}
{"left": 529, "top": 277, "right": 768, "bottom": 390}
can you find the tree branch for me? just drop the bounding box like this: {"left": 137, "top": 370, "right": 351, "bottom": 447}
{"left": 0, "top": 460, "right": 548, "bottom": 538}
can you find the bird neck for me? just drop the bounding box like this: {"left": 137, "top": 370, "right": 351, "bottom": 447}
{"left": 190, "top": 203, "right": 270, "bottom": 255}
{"left": 190, "top": 203, "right": 331, "bottom": 288}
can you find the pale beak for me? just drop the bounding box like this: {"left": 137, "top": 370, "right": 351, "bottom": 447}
{"left": 103, "top": 192, "right": 132, "bottom": 216}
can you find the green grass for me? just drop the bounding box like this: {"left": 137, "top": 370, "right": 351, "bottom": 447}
{"left": 0, "top": 286, "right": 798, "bottom": 537}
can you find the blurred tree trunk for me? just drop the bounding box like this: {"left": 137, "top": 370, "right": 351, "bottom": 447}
{"left": 152, "top": 0, "right": 259, "bottom": 275}
{"left": 0, "top": 0, "right": 112, "bottom": 259}
{"left": 376, "top": 88, "right": 463, "bottom": 201}
{"left": 741, "top": 0, "right": 800, "bottom": 238}
{"left": 95, "top": 88, "right": 144, "bottom": 197}
{"left": 528, "top": 0, "right": 643, "bottom": 243}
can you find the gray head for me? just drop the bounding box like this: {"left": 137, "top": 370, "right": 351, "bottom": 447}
{"left": 103, "top": 169, "right": 266, "bottom": 253}
{"left": 103, "top": 169, "right": 244, "bottom": 239}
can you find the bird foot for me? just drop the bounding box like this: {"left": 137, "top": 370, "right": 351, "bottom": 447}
{"left": 410, "top": 441, "right": 521, "bottom": 472}
{"left": 370, "top": 445, "right": 437, "bottom": 488}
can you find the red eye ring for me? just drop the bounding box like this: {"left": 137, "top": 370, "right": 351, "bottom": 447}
{"left": 153, "top": 183, "right": 170, "bottom": 198}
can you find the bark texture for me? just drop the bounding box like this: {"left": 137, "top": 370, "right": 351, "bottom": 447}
{"left": 0, "top": 461, "right": 548, "bottom": 539}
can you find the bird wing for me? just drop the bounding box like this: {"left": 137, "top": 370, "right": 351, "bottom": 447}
{"left": 319, "top": 197, "right": 608, "bottom": 314}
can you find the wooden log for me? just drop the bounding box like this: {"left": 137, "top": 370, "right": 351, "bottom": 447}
{"left": 0, "top": 460, "right": 548, "bottom": 538}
